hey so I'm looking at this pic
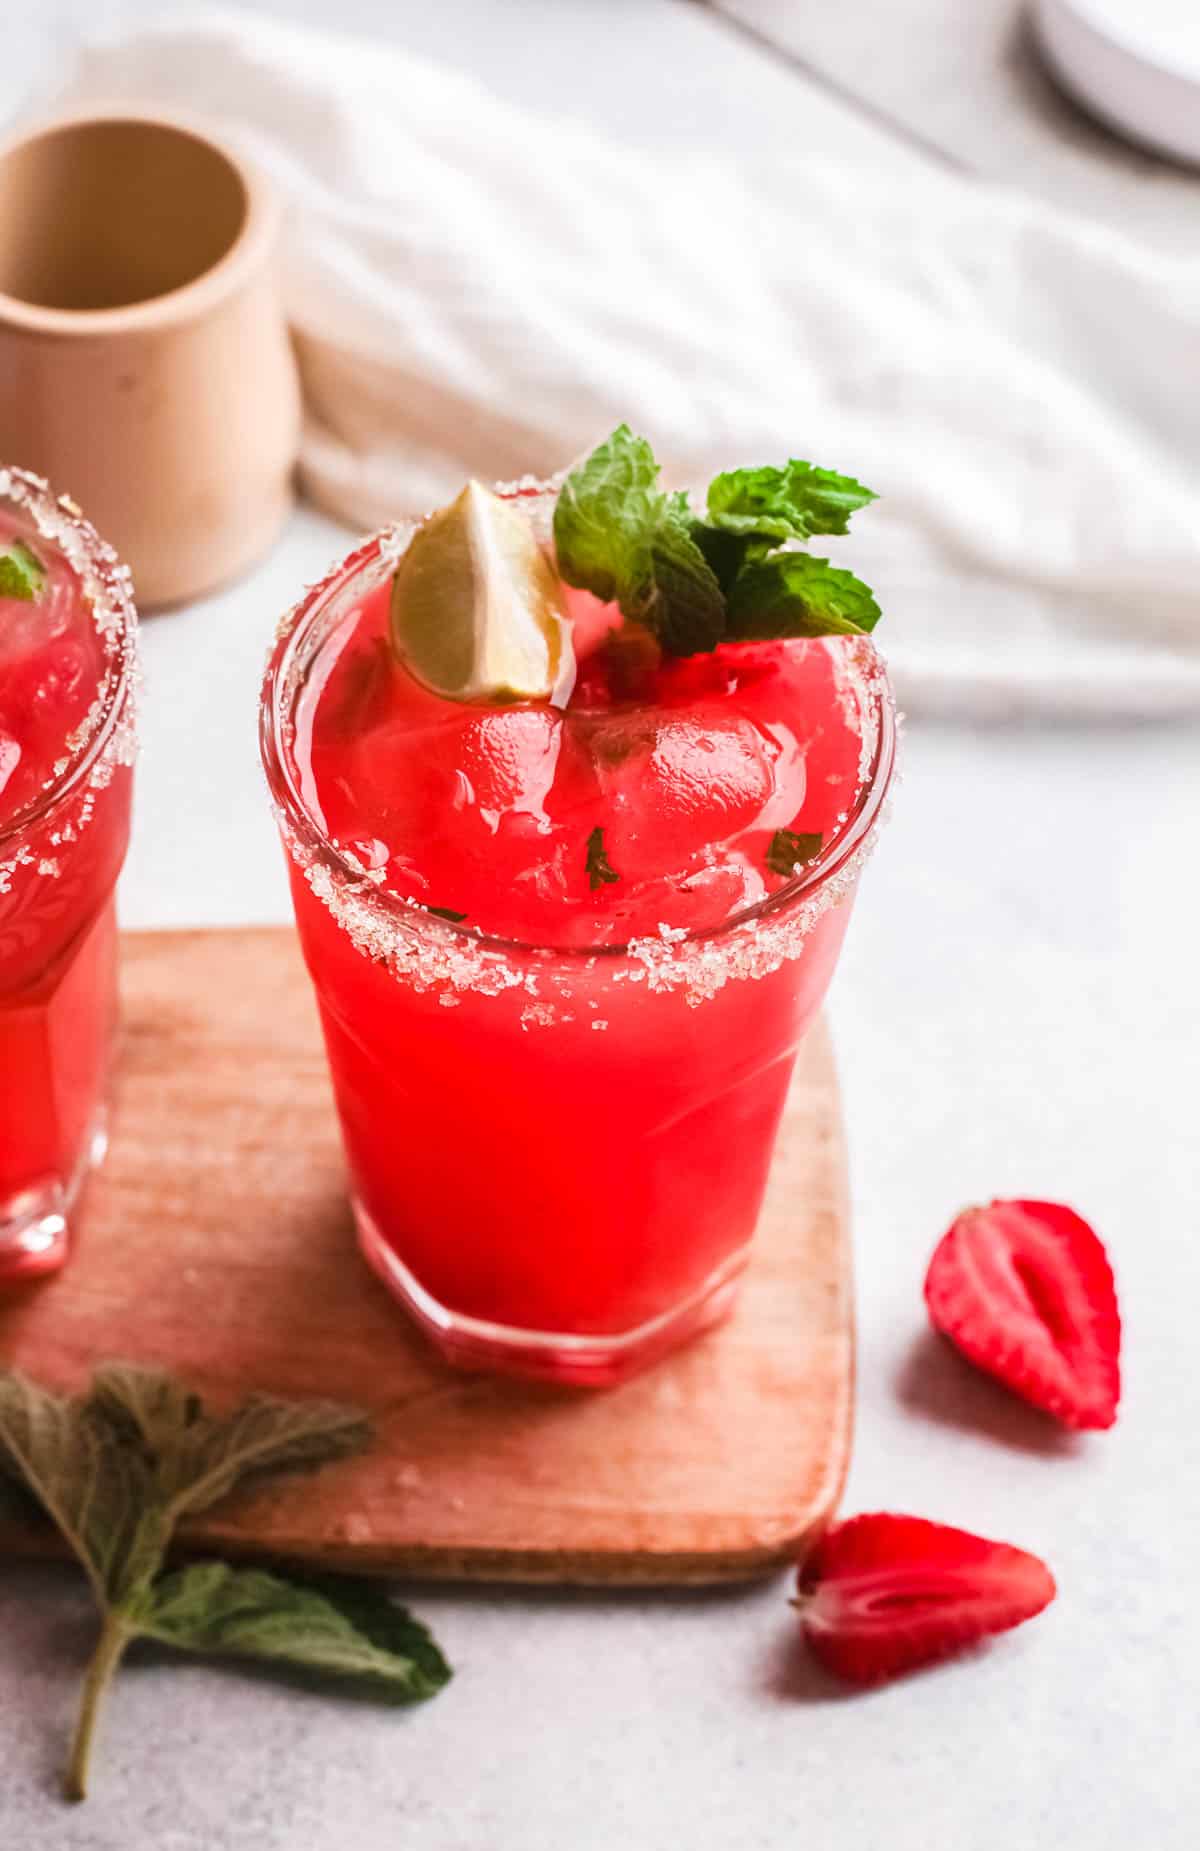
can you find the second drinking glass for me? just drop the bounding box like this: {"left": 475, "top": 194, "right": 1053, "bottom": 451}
{"left": 0, "top": 467, "right": 138, "bottom": 1281}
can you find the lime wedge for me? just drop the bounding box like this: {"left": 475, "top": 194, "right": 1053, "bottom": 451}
{"left": 389, "top": 483, "right": 575, "bottom": 706}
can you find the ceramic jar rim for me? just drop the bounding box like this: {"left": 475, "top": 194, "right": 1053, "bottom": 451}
{"left": 0, "top": 107, "right": 279, "bottom": 338}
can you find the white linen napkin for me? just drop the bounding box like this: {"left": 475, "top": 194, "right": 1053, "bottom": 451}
{"left": 41, "top": 8, "right": 1200, "bottom": 716}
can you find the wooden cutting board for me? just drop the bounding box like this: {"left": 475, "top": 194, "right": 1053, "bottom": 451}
{"left": 0, "top": 927, "right": 853, "bottom": 1585}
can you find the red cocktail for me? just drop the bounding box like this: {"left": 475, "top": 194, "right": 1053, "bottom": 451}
{"left": 0, "top": 468, "right": 137, "bottom": 1281}
{"left": 262, "top": 440, "right": 893, "bottom": 1382}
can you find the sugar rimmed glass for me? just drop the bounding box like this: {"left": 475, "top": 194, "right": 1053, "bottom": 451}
{"left": 261, "top": 481, "right": 895, "bottom": 1385}
{"left": 0, "top": 466, "right": 138, "bottom": 1281}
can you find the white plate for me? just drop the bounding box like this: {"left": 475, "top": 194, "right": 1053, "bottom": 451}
{"left": 1034, "top": 0, "right": 1200, "bottom": 166}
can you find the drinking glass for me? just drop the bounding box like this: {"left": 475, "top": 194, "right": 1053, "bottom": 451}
{"left": 0, "top": 467, "right": 138, "bottom": 1281}
{"left": 261, "top": 489, "right": 894, "bottom": 1384}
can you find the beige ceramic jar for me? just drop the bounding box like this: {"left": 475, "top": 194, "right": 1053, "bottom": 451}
{"left": 0, "top": 111, "right": 301, "bottom": 608}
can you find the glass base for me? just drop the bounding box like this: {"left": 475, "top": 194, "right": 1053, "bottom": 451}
{"left": 356, "top": 1202, "right": 749, "bottom": 1387}
{"left": 0, "top": 1111, "right": 107, "bottom": 1285}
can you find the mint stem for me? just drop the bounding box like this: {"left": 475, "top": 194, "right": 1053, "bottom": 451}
{"left": 65, "top": 1612, "right": 132, "bottom": 1802}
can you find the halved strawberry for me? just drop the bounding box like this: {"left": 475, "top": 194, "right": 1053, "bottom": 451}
{"left": 924, "top": 1199, "right": 1120, "bottom": 1430}
{"left": 798, "top": 1512, "right": 1056, "bottom": 1686}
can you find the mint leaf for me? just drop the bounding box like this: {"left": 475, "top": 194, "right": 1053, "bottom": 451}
{"left": 707, "top": 461, "right": 875, "bottom": 542}
{"left": 690, "top": 524, "right": 769, "bottom": 598}
{"left": 553, "top": 425, "right": 660, "bottom": 603}
{"left": 0, "top": 1372, "right": 154, "bottom": 1607}
{"left": 554, "top": 426, "right": 724, "bottom": 655}
{"left": 88, "top": 1364, "right": 370, "bottom": 1521}
{"left": 639, "top": 506, "right": 725, "bottom": 655}
{"left": 766, "top": 829, "right": 823, "bottom": 877}
{"left": 0, "top": 1460, "right": 45, "bottom": 1527}
{"left": 0, "top": 1365, "right": 438, "bottom": 1803}
{"left": 726, "top": 554, "right": 881, "bottom": 638}
{"left": 0, "top": 539, "right": 46, "bottom": 601}
{"left": 585, "top": 825, "right": 619, "bottom": 891}
{"left": 144, "top": 1564, "right": 451, "bottom": 1703}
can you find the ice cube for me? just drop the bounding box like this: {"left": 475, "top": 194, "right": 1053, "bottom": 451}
{"left": 576, "top": 705, "right": 779, "bottom": 882}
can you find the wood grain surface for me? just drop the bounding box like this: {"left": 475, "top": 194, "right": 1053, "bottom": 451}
{"left": 0, "top": 927, "right": 853, "bottom": 1585}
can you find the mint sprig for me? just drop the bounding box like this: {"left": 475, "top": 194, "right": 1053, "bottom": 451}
{"left": 0, "top": 1366, "right": 450, "bottom": 1801}
{"left": 554, "top": 427, "right": 880, "bottom": 657}
{"left": 0, "top": 539, "right": 46, "bottom": 602}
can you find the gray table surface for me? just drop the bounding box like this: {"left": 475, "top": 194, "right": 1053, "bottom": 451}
{"left": 4, "top": 4, "right": 1200, "bottom": 1847}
